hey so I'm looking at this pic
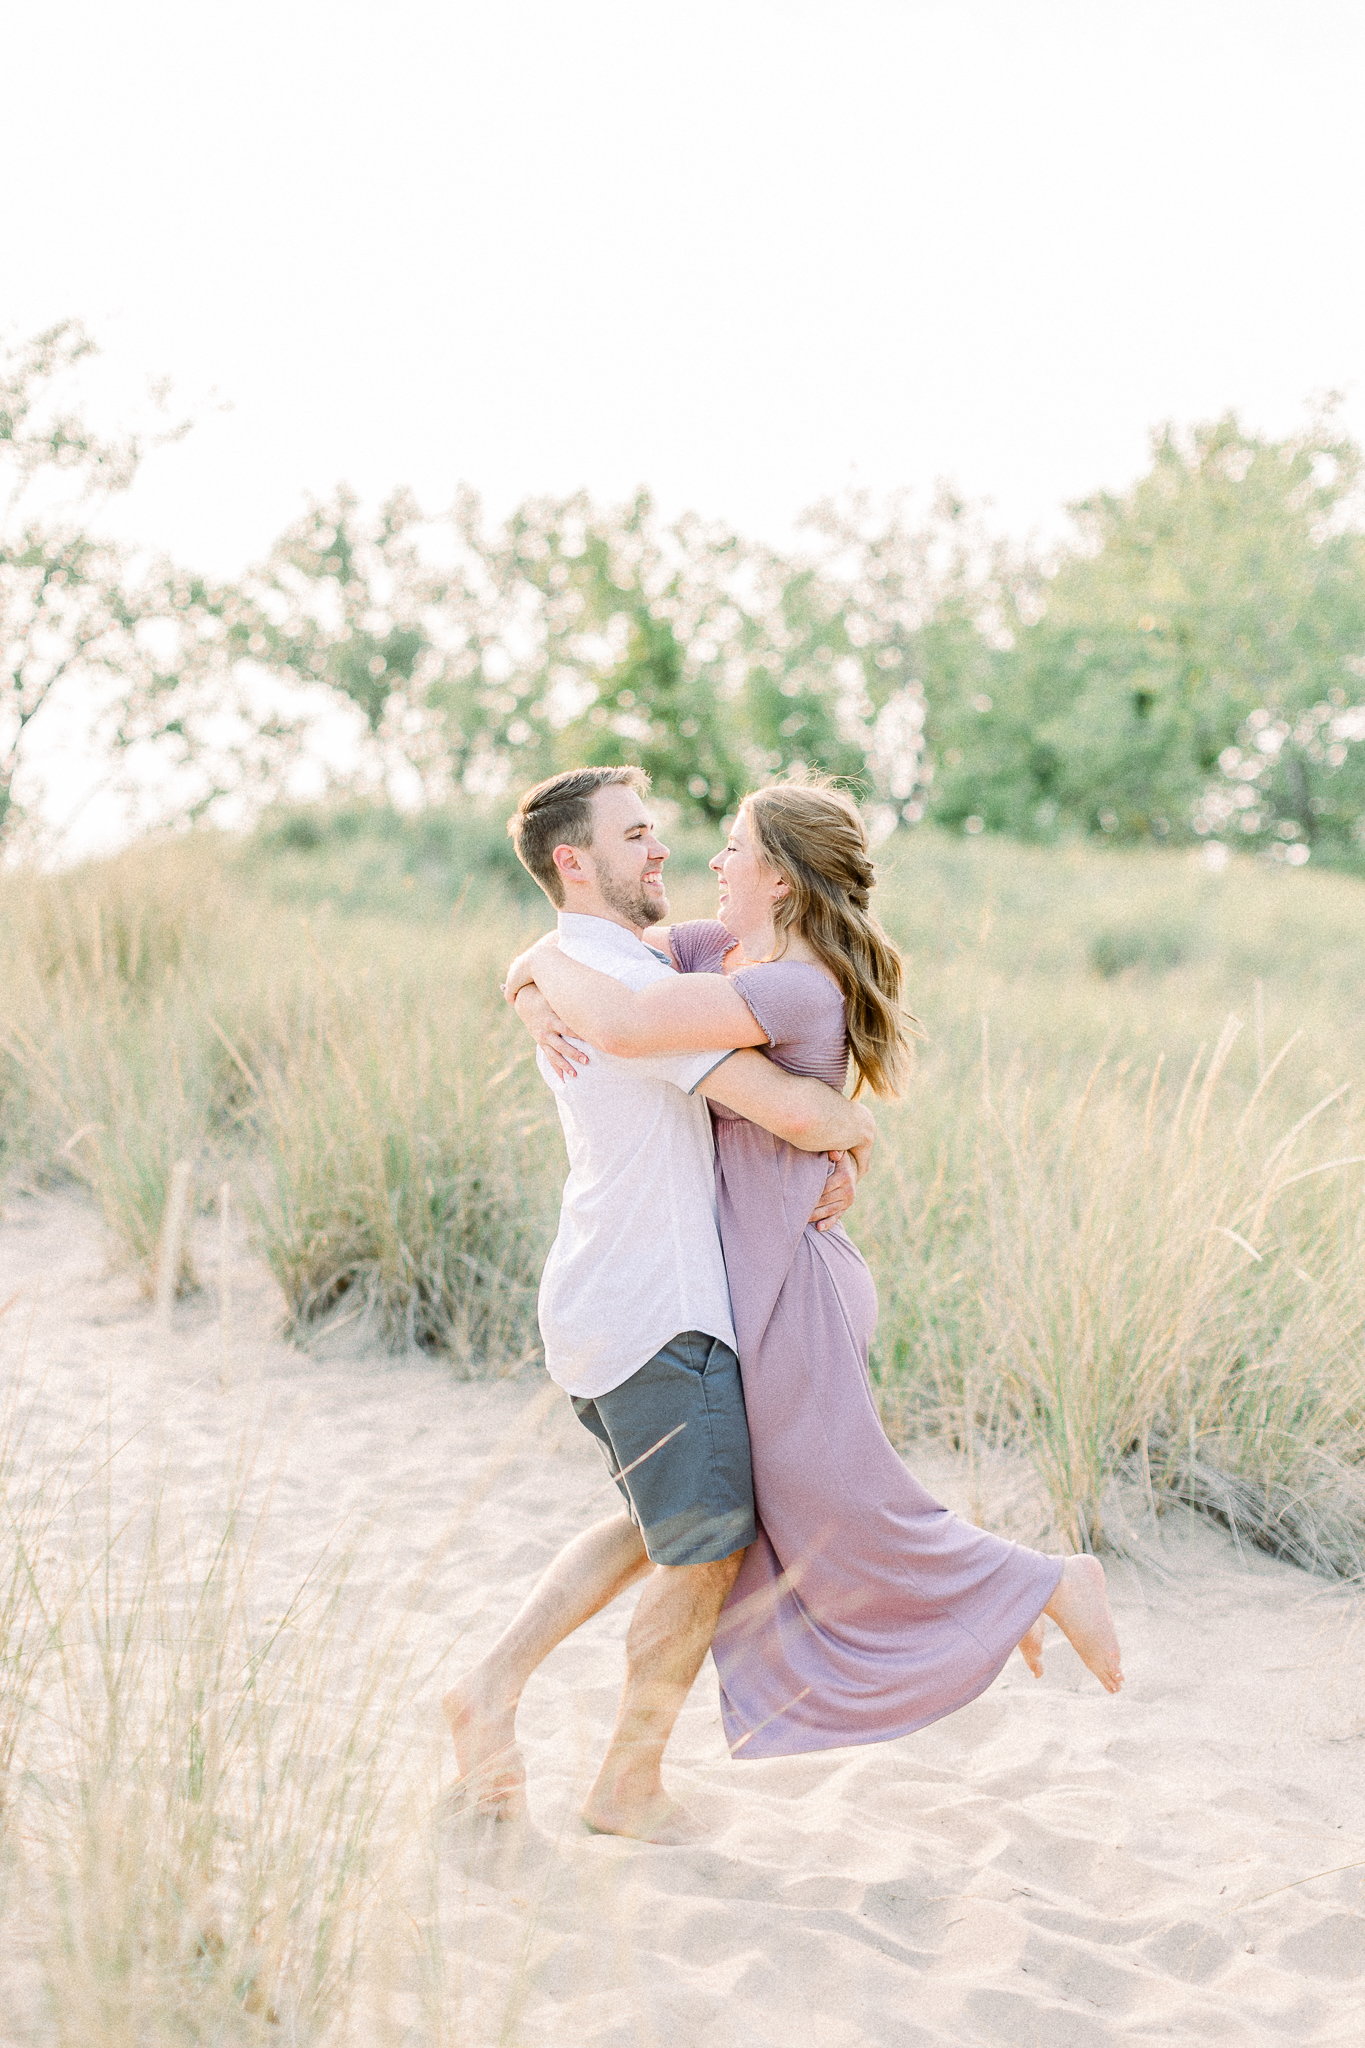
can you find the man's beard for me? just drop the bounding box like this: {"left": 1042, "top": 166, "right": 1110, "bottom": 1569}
{"left": 599, "top": 867, "right": 668, "bottom": 928}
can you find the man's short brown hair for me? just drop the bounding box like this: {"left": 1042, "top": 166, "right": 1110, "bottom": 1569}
{"left": 507, "top": 765, "right": 651, "bottom": 906}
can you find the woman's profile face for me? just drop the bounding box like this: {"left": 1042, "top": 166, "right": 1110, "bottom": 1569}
{"left": 710, "top": 805, "right": 786, "bottom": 937}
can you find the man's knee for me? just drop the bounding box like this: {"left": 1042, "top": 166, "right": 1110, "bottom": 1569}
{"left": 607, "top": 1514, "right": 651, "bottom": 1566}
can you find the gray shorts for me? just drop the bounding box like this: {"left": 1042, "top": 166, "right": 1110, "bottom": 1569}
{"left": 572, "top": 1331, "right": 756, "bottom": 1567}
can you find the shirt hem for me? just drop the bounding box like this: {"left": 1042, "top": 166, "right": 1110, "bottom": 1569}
{"left": 545, "top": 1317, "right": 739, "bottom": 1401}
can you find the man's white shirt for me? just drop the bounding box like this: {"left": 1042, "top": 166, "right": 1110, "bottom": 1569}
{"left": 534, "top": 913, "right": 737, "bottom": 1399}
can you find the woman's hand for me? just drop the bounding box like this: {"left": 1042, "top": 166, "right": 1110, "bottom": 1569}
{"left": 513, "top": 985, "right": 588, "bottom": 1082}
{"left": 502, "top": 931, "right": 559, "bottom": 1006}
{"left": 809, "top": 1150, "right": 859, "bottom": 1233}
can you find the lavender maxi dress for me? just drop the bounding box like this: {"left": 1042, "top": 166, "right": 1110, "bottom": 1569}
{"left": 669, "top": 921, "right": 1063, "bottom": 1761}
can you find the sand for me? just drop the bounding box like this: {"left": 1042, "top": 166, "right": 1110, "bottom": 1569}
{"left": 2, "top": 1187, "right": 1363, "bottom": 2044}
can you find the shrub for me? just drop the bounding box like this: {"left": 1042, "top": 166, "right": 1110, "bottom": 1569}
{"left": 1088, "top": 921, "right": 1188, "bottom": 978}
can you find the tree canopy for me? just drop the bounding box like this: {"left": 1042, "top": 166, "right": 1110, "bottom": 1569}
{"left": 223, "top": 485, "right": 964, "bottom": 829}
{"left": 939, "top": 411, "right": 1365, "bottom": 864}
{"left": 1, "top": 323, "right": 306, "bottom": 855}
{"left": 6, "top": 320, "right": 1364, "bottom": 873}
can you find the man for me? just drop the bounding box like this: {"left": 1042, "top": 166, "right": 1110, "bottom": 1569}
{"left": 443, "top": 765, "right": 875, "bottom": 1844}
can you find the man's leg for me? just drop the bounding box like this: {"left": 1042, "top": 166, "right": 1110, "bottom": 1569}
{"left": 572, "top": 1333, "right": 752, "bottom": 1842}
{"left": 443, "top": 1511, "right": 651, "bottom": 1816}
{"left": 447, "top": 1335, "right": 752, "bottom": 1829}
{"left": 582, "top": 1546, "right": 744, "bottom": 1844}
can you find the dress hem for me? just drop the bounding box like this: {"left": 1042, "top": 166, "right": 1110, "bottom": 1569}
{"left": 719, "top": 1554, "right": 1064, "bottom": 1761}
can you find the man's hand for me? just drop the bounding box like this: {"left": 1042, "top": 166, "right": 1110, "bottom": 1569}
{"left": 809, "top": 1150, "right": 858, "bottom": 1234}
{"left": 512, "top": 985, "right": 588, "bottom": 1082}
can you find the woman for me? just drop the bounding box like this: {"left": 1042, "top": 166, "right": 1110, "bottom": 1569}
{"left": 505, "top": 782, "right": 1122, "bottom": 1760}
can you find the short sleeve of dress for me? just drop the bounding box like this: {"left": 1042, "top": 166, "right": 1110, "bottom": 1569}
{"left": 670, "top": 919, "right": 733, "bottom": 976}
{"left": 728, "top": 962, "right": 844, "bottom": 1053}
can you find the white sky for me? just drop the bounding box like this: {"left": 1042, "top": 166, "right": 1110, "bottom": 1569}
{"left": 7, "top": 0, "right": 1365, "bottom": 581}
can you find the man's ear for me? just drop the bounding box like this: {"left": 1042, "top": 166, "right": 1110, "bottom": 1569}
{"left": 553, "top": 842, "right": 588, "bottom": 885}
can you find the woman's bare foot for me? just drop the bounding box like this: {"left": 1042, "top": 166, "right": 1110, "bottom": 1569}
{"left": 443, "top": 1669, "right": 528, "bottom": 1820}
{"left": 1016, "top": 1617, "right": 1045, "bottom": 1678}
{"left": 1043, "top": 1555, "right": 1124, "bottom": 1693}
{"left": 581, "top": 1788, "right": 706, "bottom": 1846}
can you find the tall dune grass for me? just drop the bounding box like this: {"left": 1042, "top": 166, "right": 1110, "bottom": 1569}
{"left": 860, "top": 1015, "right": 1365, "bottom": 1561}
{"left": 0, "top": 1349, "right": 439, "bottom": 2042}
{"left": 0, "top": 845, "right": 236, "bottom": 1295}
{"left": 2, "top": 824, "right": 1364, "bottom": 1565}
{"left": 0, "top": 1349, "right": 77, "bottom": 1801}
{"left": 1, "top": 819, "right": 1364, "bottom": 2039}
{"left": 6, "top": 997, "right": 210, "bottom": 1295}
{"left": 1, "top": 840, "right": 555, "bottom": 1359}
{"left": 243, "top": 968, "right": 550, "bottom": 1362}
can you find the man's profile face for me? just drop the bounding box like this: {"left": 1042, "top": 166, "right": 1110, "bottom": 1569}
{"left": 579, "top": 784, "right": 671, "bottom": 928}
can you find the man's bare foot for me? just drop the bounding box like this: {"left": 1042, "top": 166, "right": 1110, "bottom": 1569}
{"left": 581, "top": 1786, "right": 707, "bottom": 1846}
{"left": 1016, "top": 1617, "right": 1045, "bottom": 1678}
{"left": 443, "top": 1670, "right": 528, "bottom": 1820}
{"left": 1043, "top": 1555, "right": 1124, "bottom": 1693}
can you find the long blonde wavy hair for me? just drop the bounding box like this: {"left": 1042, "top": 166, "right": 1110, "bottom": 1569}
{"left": 742, "top": 781, "right": 918, "bottom": 1100}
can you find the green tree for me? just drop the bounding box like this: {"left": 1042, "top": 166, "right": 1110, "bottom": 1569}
{"left": 241, "top": 487, "right": 964, "bottom": 823}
{"left": 809, "top": 489, "right": 1032, "bottom": 832}
{"left": 960, "top": 410, "right": 1365, "bottom": 853}
{"left": 221, "top": 486, "right": 466, "bottom": 807}
{"left": 462, "top": 487, "right": 979, "bottom": 821}
{"left": 1196, "top": 694, "right": 1365, "bottom": 864}
{"left": 446, "top": 489, "right": 885, "bottom": 819}
{"left": 453, "top": 490, "right": 756, "bottom": 817}
{"left": 0, "top": 322, "right": 307, "bottom": 853}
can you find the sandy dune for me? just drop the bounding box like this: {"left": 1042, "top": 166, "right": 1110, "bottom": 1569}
{"left": 2, "top": 1188, "right": 1363, "bottom": 2044}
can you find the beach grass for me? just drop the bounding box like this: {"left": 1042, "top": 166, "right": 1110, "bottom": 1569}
{"left": 0, "top": 1320, "right": 453, "bottom": 2044}
{"left": 245, "top": 966, "right": 550, "bottom": 1364}
{"left": 2, "top": 819, "right": 1363, "bottom": 1565}
{"left": 2, "top": 816, "right": 1364, "bottom": 2039}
